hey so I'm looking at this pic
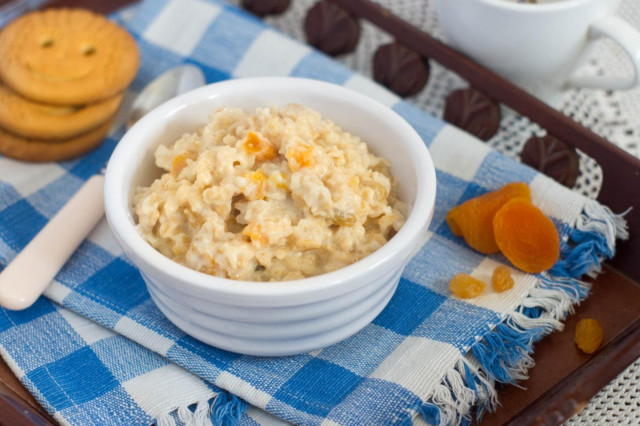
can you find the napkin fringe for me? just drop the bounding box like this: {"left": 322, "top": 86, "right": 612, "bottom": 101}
{"left": 211, "top": 389, "right": 248, "bottom": 425}
{"left": 551, "top": 200, "right": 629, "bottom": 279}
{"left": 420, "top": 201, "right": 627, "bottom": 425}
{"left": 419, "top": 359, "right": 497, "bottom": 426}
{"left": 153, "top": 391, "right": 247, "bottom": 426}
{"left": 156, "top": 410, "right": 178, "bottom": 426}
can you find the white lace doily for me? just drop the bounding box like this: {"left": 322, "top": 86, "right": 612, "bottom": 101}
{"left": 227, "top": 0, "right": 640, "bottom": 424}
{"left": 566, "top": 358, "right": 640, "bottom": 425}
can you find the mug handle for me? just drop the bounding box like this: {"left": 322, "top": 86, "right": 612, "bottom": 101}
{"left": 567, "top": 15, "right": 640, "bottom": 90}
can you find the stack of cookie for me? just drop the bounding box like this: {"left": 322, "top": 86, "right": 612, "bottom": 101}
{"left": 0, "top": 8, "right": 139, "bottom": 162}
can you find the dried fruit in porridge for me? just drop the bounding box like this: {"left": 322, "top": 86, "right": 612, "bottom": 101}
{"left": 492, "top": 265, "right": 514, "bottom": 292}
{"left": 242, "top": 131, "right": 277, "bottom": 161}
{"left": 133, "top": 104, "right": 406, "bottom": 281}
{"left": 286, "top": 143, "right": 316, "bottom": 171}
{"left": 449, "top": 273, "right": 486, "bottom": 298}
{"left": 331, "top": 209, "right": 357, "bottom": 226}
{"left": 171, "top": 154, "right": 188, "bottom": 175}
{"left": 243, "top": 222, "right": 268, "bottom": 246}
{"left": 241, "top": 169, "right": 267, "bottom": 200}
{"left": 493, "top": 198, "right": 560, "bottom": 273}
{"left": 575, "top": 318, "right": 603, "bottom": 354}
{"left": 446, "top": 182, "right": 530, "bottom": 254}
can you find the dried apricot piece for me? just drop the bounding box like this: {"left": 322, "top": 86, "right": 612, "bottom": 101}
{"left": 492, "top": 265, "right": 514, "bottom": 292}
{"left": 286, "top": 144, "right": 316, "bottom": 171}
{"left": 447, "top": 212, "right": 463, "bottom": 236}
{"left": 242, "top": 131, "right": 277, "bottom": 161}
{"left": 493, "top": 198, "right": 560, "bottom": 273}
{"left": 449, "top": 273, "right": 486, "bottom": 298}
{"left": 242, "top": 222, "right": 268, "bottom": 246}
{"left": 446, "top": 182, "right": 531, "bottom": 254}
{"left": 575, "top": 318, "right": 603, "bottom": 354}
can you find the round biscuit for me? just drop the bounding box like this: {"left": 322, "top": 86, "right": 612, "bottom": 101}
{"left": 0, "top": 82, "right": 123, "bottom": 140}
{"left": 0, "top": 119, "right": 112, "bottom": 162}
{"left": 0, "top": 8, "right": 139, "bottom": 105}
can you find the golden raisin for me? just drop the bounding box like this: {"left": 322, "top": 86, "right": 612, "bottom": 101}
{"left": 269, "top": 171, "right": 289, "bottom": 190}
{"left": 242, "top": 131, "right": 277, "bottom": 161}
{"left": 446, "top": 182, "right": 531, "bottom": 254}
{"left": 575, "top": 318, "right": 603, "bottom": 354}
{"left": 331, "top": 209, "right": 357, "bottom": 226}
{"left": 241, "top": 169, "right": 266, "bottom": 200}
{"left": 493, "top": 198, "right": 560, "bottom": 273}
{"left": 171, "top": 154, "right": 188, "bottom": 176}
{"left": 286, "top": 144, "right": 316, "bottom": 171}
{"left": 242, "top": 222, "right": 268, "bottom": 246}
{"left": 449, "top": 273, "right": 486, "bottom": 299}
{"left": 492, "top": 265, "right": 514, "bottom": 292}
{"left": 368, "top": 182, "right": 388, "bottom": 201}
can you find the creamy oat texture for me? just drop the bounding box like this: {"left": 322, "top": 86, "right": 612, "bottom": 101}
{"left": 134, "top": 104, "right": 406, "bottom": 281}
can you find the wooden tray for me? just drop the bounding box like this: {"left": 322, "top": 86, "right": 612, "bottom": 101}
{"left": 0, "top": 0, "right": 638, "bottom": 424}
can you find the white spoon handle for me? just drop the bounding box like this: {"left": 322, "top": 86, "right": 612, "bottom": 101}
{"left": 0, "top": 174, "right": 105, "bottom": 310}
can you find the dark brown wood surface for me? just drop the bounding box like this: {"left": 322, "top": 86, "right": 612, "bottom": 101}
{"left": 0, "top": 1, "right": 638, "bottom": 425}
{"left": 485, "top": 266, "right": 640, "bottom": 425}
{"left": 0, "top": 357, "right": 54, "bottom": 425}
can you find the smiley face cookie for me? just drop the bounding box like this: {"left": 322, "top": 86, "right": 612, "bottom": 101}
{"left": 0, "top": 118, "right": 113, "bottom": 162}
{"left": 0, "top": 8, "right": 139, "bottom": 105}
{"left": 0, "top": 82, "right": 122, "bottom": 140}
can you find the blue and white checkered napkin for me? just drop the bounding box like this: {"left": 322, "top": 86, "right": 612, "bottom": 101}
{"left": 0, "top": 1, "right": 629, "bottom": 424}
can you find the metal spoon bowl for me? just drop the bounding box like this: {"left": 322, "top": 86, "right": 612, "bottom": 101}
{"left": 127, "top": 65, "right": 206, "bottom": 130}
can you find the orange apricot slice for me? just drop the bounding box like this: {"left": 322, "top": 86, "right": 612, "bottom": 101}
{"left": 446, "top": 182, "right": 531, "bottom": 254}
{"left": 493, "top": 198, "right": 560, "bottom": 273}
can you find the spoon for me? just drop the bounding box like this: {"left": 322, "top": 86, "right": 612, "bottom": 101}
{"left": 0, "top": 64, "right": 206, "bottom": 310}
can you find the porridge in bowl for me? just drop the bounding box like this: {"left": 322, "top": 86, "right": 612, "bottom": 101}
{"left": 133, "top": 104, "right": 406, "bottom": 281}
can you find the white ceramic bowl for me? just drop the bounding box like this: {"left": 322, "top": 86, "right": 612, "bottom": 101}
{"left": 104, "top": 77, "right": 436, "bottom": 356}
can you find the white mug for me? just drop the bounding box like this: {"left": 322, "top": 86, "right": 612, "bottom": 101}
{"left": 434, "top": 0, "right": 640, "bottom": 104}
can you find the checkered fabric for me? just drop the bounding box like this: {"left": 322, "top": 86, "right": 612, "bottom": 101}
{"left": 0, "top": 0, "right": 48, "bottom": 28}
{"left": 0, "top": 1, "right": 627, "bottom": 425}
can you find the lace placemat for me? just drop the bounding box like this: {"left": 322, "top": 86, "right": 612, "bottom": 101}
{"left": 567, "top": 358, "right": 640, "bottom": 425}
{"left": 225, "top": 0, "right": 640, "bottom": 423}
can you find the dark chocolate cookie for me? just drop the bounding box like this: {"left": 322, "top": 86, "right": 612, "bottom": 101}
{"left": 373, "top": 42, "right": 430, "bottom": 97}
{"left": 304, "top": 1, "right": 360, "bottom": 56}
{"left": 241, "top": 0, "right": 291, "bottom": 17}
{"left": 521, "top": 134, "right": 580, "bottom": 188}
{"left": 443, "top": 88, "right": 501, "bottom": 141}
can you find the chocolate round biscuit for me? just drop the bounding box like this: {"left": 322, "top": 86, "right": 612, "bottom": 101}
{"left": 0, "top": 8, "right": 139, "bottom": 105}
{"left": 241, "top": 0, "right": 291, "bottom": 17}
{"left": 443, "top": 88, "right": 501, "bottom": 141}
{"left": 521, "top": 134, "right": 580, "bottom": 188}
{"left": 304, "top": 1, "right": 360, "bottom": 57}
{"left": 373, "top": 42, "right": 430, "bottom": 97}
{"left": 0, "top": 119, "right": 112, "bottom": 162}
{"left": 0, "top": 82, "right": 122, "bottom": 140}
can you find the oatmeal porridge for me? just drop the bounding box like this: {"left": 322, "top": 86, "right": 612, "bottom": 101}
{"left": 133, "top": 104, "right": 406, "bottom": 281}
